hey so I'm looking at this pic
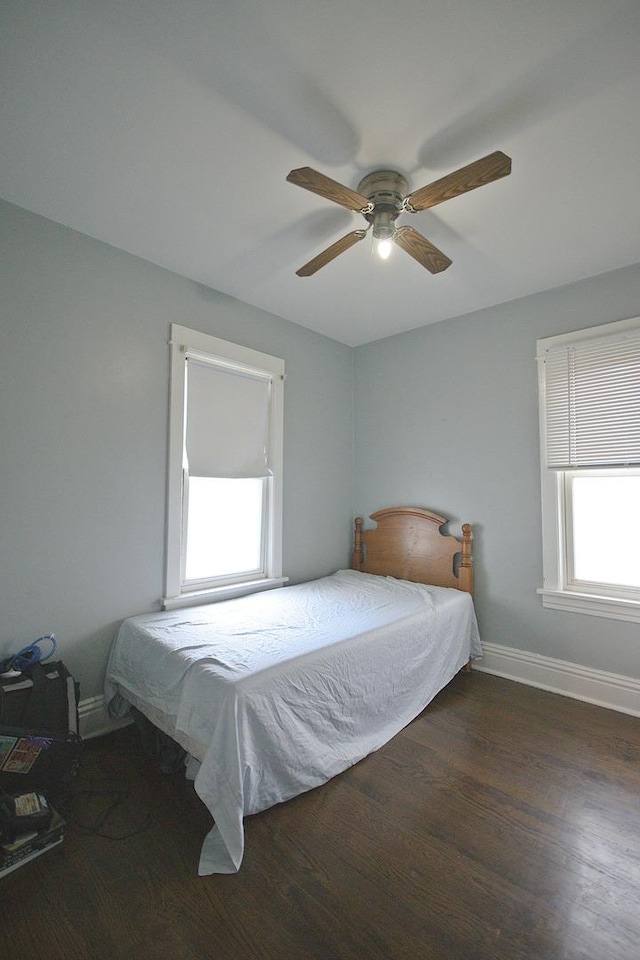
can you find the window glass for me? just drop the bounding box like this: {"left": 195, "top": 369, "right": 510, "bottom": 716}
{"left": 568, "top": 473, "right": 640, "bottom": 589}
{"left": 185, "top": 477, "right": 264, "bottom": 583}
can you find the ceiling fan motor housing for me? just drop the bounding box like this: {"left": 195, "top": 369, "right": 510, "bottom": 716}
{"left": 357, "top": 170, "right": 409, "bottom": 240}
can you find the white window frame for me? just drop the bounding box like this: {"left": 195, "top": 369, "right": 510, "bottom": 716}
{"left": 537, "top": 316, "right": 640, "bottom": 623}
{"left": 163, "top": 324, "right": 286, "bottom": 609}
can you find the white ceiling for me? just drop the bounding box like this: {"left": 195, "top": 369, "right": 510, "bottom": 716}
{"left": 2, "top": 0, "right": 640, "bottom": 346}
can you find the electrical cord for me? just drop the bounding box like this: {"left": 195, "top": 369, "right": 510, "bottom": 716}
{"left": 67, "top": 775, "right": 154, "bottom": 841}
{"left": 0, "top": 634, "right": 57, "bottom": 675}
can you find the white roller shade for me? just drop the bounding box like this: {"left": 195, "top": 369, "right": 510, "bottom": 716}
{"left": 185, "top": 357, "right": 272, "bottom": 478}
{"left": 542, "top": 328, "right": 640, "bottom": 468}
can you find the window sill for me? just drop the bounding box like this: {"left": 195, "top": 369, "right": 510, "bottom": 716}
{"left": 538, "top": 588, "right": 640, "bottom": 623}
{"left": 162, "top": 576, "right": 288, "bottom": 610}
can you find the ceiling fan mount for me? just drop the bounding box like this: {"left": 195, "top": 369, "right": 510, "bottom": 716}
{"left": 357, "top": 170, "right": 409, "bottom": 240}
{"left": 286, "top": 150, "right": 512, "bottom": 277}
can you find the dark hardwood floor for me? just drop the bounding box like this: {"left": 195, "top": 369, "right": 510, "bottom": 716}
{"left": 2, "top": 671, "right": 640, "bottom": 960}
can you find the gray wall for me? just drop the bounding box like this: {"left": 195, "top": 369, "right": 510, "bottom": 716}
{"left": 0, "top": 200, "right": 354, "bottom": 699}
{"left": 353, "top": 262, "right": 640, "bottom": 680}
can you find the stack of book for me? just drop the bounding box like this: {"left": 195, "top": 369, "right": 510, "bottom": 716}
{"left": 0, "top": 807, "right": 65, "bottom": 878}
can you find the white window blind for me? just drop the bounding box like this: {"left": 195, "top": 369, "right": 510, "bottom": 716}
{"left": 542, "top": 328, "right": 640, "bottom": 468}
{"left": 185, "top": 357, "right": 272, "bottom": 478}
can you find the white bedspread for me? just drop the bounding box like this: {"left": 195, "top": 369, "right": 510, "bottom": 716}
{"left": 105, "top": 570, "right": 481, "bottom": 874}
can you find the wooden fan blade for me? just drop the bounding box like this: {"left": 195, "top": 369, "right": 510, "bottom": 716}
{"left": 404, "top": 151, "right": 512, "bottom": 212}
{"left": 296, "top": 230, "right": 367, "bottom": 277}
{"left": 393, "top": 226, "right": 452, "bottom": 274}
{"left": 287, "top": 167, "right": 373, "bottom": 213}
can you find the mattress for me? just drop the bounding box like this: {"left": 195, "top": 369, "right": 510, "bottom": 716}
{"left": 105, "top": 569, "right": 482, "bottom": 874}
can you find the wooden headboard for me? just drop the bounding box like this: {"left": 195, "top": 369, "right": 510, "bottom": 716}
{"left": 351, "top": 506, "right": 473, "bottom": 593}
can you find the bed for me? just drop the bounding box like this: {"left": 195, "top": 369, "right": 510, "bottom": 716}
{"left": 105, "top": 506, "right": 482, "bottom": 874}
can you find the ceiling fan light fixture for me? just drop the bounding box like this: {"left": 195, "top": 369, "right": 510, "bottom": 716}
{"left": 370, "top": 208, "right": 397, "bottom": 240}
{"left": 370, "top": 207, "right": 398, "bottom": 259}
{"left": 358, "top": 171, "right": 407, "bottom": 263}
{"left": 376, "top": 237, "right": 393, "bottom": 260}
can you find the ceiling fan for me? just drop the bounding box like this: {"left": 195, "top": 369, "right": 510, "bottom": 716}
{"left": 286, "top": 151, "right": 511, "bottom": 277}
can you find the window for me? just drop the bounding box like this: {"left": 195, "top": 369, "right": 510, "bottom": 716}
{"left": 537, "top": 316, "right": 640, "bottom": 622}
{"left": 164, "top": 325, "right": 285, "bottom": 608}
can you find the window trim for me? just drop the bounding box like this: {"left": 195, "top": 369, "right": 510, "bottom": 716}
{"left": 163, "top": 325, "right": 286, "bottom": 609}
{"left": 537, "top": 316, "right": 640, "bottom": 623}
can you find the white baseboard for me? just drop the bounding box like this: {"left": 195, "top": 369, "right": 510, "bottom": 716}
{"left": 78, "top": 695, "right": 131, "bottom": 740}
{"left": 475, "top": 642, "right": 640, "bottom": 718}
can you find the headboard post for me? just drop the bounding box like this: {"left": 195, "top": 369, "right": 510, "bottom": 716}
{"left": 459, "top": 523, "right": 474, "bottom": 593}
{"left": 351, "top": 516, "right": 364, "bottom": 571}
